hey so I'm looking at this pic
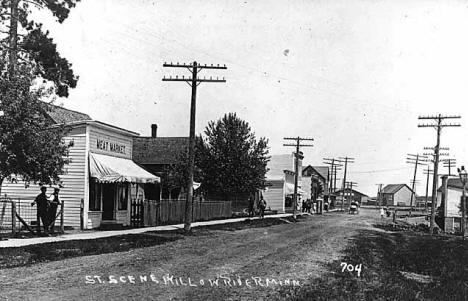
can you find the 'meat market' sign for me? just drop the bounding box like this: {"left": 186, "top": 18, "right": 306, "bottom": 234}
{"left": 96, "top": 139, "right": 126, "bottom": 154}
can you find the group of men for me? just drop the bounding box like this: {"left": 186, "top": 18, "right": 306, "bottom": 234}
{"left": 301, "top": 198, "right": 313, "bottom": 213}
{"left": 31, "top": 185, "right": 61, "bottom": 235}
{"left": 248, "top": 196, "right": 267, "bottom": 219}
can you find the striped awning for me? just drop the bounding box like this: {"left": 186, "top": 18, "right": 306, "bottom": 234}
{"left": 89, "top": 152, "right": 160, "bottom": 183}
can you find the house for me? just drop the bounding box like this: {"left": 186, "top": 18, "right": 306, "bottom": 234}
{"left": 132, "top": 124, "right": 189, "bottom": 200}
{"left": 301, "top": 165, "right": 329, "bottom": 201}
{"left": 263, "top": 153, "right": 305, "bottom": 213}
{"left": 380, "top": 184, "right": 415, "bottom": 207}
{"left": 437, "top": 177, "right": 466, "bottom": 233}
{"left": 1, "top": 105, "right": 160, "bottom": 229}
{"left": 334, "top": 188, "right": 369, "bottom": 205}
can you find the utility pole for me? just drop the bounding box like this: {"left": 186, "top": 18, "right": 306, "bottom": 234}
{"left": 323, "top": 158, "right": 342, "bottom": 196}
{"left": 338, "top": 157, "right": 355, "bottom": 211}
{"left": 8, "top": 0, "right": 19, "bottom": 77}
{"left": 406, "top": 153, "right": 427, "bottom": 211}
{"left": 163, "top": 61, "right": 227, "bottom": 232}
{"left": 418, "top": 114, "right": 461, "bottom": 234}
{"left": 375, "top": 184, "right": 384, "bottom": 206}
{"left": 284, "top": 137, "right": 314, "bottom": 219}
{"left": 443, "top": 158, "right": 457, "bottom": 176}
{"left": 346, "top": 181, "right": 358, "bottom": 206}
{"left": 423, "top": 167, "right": 433, "bottom": 212}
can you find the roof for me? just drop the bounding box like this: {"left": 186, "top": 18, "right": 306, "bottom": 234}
{"left": 44, "top": 103, "right": 91, "bottom": 124}
{"left": 303, "top": 165, "right": 328, "bottom": 180}
{"left": 132, "top": 137, "right": 189, "bottom": 165}
{"left": 382, "top": 184, "right": 413, "bottom": 194}
{"left": 334, "top": 188, "right": 368, "bottom": 197}
{"left": 446, "top": 178, "right": 466, "bottom": 190}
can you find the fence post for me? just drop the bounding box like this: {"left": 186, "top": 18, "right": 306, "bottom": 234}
{"left": 80, "top": 198, "right": 84, "bottom": 230}
{"left": 11, "top": 201, "right": 16, "bottom": 236}
{"left": 36, "top": 206, "right": 41, "bottom": 235}
{"left": 60, "top": 199, "right": 64, "bottom": 234}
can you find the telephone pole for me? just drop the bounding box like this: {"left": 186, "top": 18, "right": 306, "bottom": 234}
{"left": 376, "top": 184, "right": 384, "bottom": 206}
{"left": 284, "top": 137, "right": 314, "bottom": 219}
{"left": 346, "top": 181, "right": 358, "bottom": 206}
{"left": 338, "top": 157, "right": 355, "bottom": 211}
{"left": 443, "top": 158, "right": 457, "bottom": 176}
{"left": 323, "top": 158, "right": 342, "bottom": 196}
{"left": 423, "top": 167, "right": 433, "bottom": 212}
{"left": 418, "top": 114, "right": 461, "bottom": 234}
{"left": 163, "top": 61, "right": 227, "bottom": 232}
{"left": 406, "top": 153, "right": 427, "bottom": 211}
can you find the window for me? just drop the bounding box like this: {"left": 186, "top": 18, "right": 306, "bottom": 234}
{"left": 117, "top": 183, "right": 129, "bottom": 210}
{"left": 89, "top": 179, "right": 101, "bottom": 211}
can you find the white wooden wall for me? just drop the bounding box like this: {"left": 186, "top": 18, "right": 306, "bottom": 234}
{"left": 1, "top": 126, "right": 87, "bottom": 229}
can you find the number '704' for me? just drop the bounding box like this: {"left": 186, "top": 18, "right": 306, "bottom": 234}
{"left": 340, "top": 262, "right": 362, "bottom": 277}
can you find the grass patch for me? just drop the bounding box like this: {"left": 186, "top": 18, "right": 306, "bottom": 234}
{"left": 279, "top": 228, "right": 468, "bottom": 300}
{"left": 0, "top": 233, "right": 181, "bottom": 269}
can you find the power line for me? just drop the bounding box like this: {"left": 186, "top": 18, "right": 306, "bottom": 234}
{"left": 162, "top": 61, "right": 227, "bottom": 232}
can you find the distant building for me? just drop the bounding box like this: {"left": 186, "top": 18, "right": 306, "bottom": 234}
{"left": 263, "top": 153, "right": 305, "bottom": 213}
{"left": 301, "top": 165, "right": 328, "bottom": 200}
{"left": 380, "top": 184, "right": 415, "bottom": 207}
{"left": 334, "top": 188, "right": 369, "bottom": 205}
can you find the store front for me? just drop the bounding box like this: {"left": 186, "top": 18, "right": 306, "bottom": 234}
{"left": 1, "top": 120, "right": 160, "bottom": 229}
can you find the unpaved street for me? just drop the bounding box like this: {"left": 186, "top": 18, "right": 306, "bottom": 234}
{"left": 0, "top": 210, "right": 380, "bottom": 301}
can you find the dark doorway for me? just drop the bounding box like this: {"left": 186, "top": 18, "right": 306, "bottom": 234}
{"left": 102, "top": 184, "right": 115, "bottom": 220}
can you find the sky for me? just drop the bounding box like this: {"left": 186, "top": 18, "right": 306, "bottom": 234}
{"left": 34, "top": 0, "right": 468, "bottom": 196}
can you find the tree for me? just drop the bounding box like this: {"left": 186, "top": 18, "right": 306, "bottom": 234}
{"left": 164, "top": 136, "right": 204, "bottom": 198}
{"left": 197, "top": 113, "right": 270, "bottom": 200}
{"left": 0, "top": 68, "right": 70, "bottom": 192}
{"left": 1, "top": 0, "right": 80, "bottom": 96}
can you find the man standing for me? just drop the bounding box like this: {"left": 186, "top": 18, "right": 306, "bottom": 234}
{"left": 48, "top": 186, "right": 61, "bottom": 234}
{"left": 31, "top": 186, "right": 49, "bottom": 235}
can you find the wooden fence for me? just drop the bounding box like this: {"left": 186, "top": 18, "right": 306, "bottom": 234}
{"left": 143, "top": 199, "right": 232, "bottom": 227}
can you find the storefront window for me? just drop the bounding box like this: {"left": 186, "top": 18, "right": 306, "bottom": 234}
{"left": 117, "top": 183, "right": 128, "bottom": 210}
{"left": 89, "top": 179, "right": 101, "bottom": 211}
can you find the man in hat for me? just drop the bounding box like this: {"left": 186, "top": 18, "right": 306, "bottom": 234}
{"left": 31, "top": 186, "right": 50, "bottom": 235}
{"left": 48, "top": 186, "right": 61, "bottom": 234}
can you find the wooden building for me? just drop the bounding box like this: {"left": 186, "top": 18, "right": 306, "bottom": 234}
{"left": 132, "top": 125, "right": 189, "bottom": 200}
{"left": 1, "top": 106, "right": 159, "bottom": 229}
{"left": 380, "top": 184, "right": 415, "bottom": 207}
{"left": 437, "top": 177, "right": 466, "bottom": 233}
{"left": 263, "top": 153, "right": 305, "bottom": 213}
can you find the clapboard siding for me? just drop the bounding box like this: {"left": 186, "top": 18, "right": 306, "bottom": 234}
{"left": 1, "top": 126, "right": 87, "bottom": 229}
{"left": 264, "top": 180, "right": 285, "bottom": 213}
{"left": 89, "top": 127, "right": 133, "bottom": 159}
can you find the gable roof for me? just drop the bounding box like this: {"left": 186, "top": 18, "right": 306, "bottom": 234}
{"left": 44, "top": 103, "right": 91, "bottom": 124}
{"left": 302, "top": 165, "right": 328, "bottom": 181}
{"left": 133, "top": 137, "right": 189, "bottom": 165}
{"left": 382, "top": 184, "right": 413, "bottom": 194}
{"left": 334, "top": 188, "right": 368, "bottom": 197}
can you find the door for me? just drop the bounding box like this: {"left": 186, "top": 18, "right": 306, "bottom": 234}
{"left": 102, "top": 184, "right": 115, "bottom": 220}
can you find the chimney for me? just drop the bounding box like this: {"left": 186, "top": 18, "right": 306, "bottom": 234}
{"left": 151, "top": 124, "right": 158, "bottom": 138}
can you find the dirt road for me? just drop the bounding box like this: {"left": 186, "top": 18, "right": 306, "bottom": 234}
{"left": 0, "top": 209, "right": 380, "bottom": 301}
